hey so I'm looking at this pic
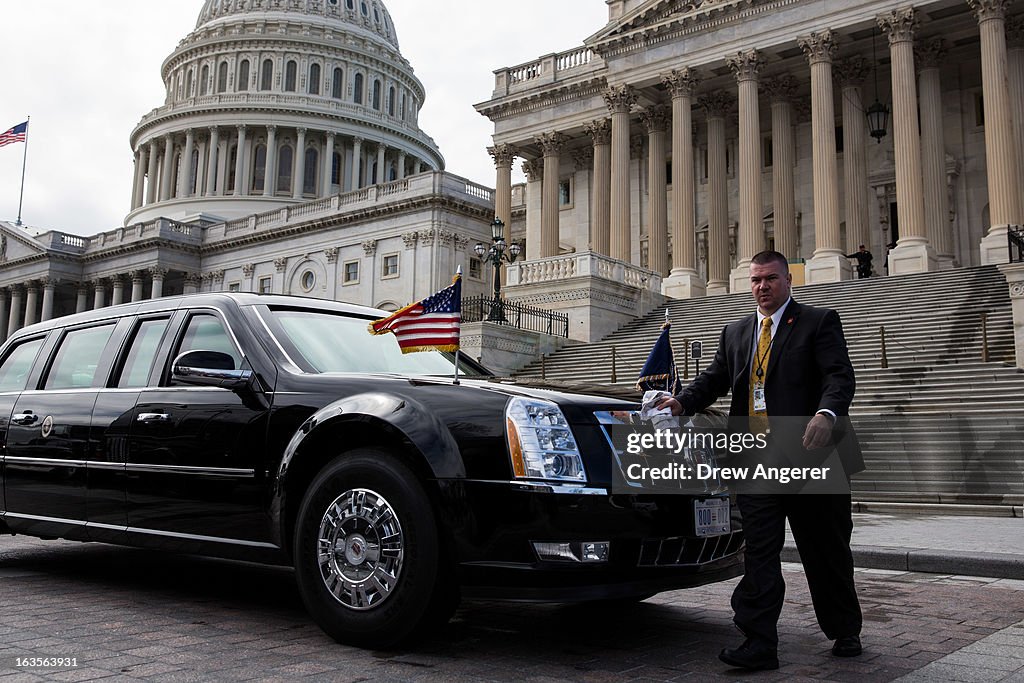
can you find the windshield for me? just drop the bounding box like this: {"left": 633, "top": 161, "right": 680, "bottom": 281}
{"left": 268, "top": 308, "right": 488, "bottom": 377}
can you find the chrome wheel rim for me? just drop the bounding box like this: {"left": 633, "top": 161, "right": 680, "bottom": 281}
{"left": 317, "top": 488, "right": 404, "bottom": 611}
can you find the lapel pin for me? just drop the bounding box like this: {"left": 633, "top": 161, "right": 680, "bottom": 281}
{"left": 786, "top": 317, "right": 794, "bottom": 325}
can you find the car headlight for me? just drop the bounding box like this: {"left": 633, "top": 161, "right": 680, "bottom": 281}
{"left": 505, "top": 397, "right": 586, "bottom": 482}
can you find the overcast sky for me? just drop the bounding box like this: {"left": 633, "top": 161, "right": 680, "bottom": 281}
{"left": 0, "top": 1, "right": 608, "bottom": 236}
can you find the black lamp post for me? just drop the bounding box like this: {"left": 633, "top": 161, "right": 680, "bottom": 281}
{"left": 867, "top": 27, "right": 890, "bottom": 143}
{"left": 474, "top": 217, "right": 522, "bottom": 322}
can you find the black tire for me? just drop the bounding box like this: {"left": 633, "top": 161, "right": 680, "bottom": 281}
{"left": 293, "top": 449, "right": 448, "bottom": 648}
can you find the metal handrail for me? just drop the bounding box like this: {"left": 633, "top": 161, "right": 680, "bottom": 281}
{"left": 462, "top": 296, "right": 569, "bottom": 337}
{"left": 1009, "top": 225, "right": 1024, "bottom": 263}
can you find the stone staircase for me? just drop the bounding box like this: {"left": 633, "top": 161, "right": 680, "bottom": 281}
{"left": 514, "top": 266, "right": 1024, "bottom": 513}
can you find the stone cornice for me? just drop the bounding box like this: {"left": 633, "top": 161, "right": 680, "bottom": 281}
{"left": 475, "top": 77, "right": 608, "bottom": 122}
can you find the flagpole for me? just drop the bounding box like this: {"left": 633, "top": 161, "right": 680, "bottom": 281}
{"left": 452, "top": 264, "right": 463, "bottom": 385}
{"left": 15, "top": 116, "right": 29, "bottom": 227}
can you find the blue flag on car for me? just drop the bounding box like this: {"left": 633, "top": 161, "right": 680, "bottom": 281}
{"left": 635, "top": 316, "right": 681, "bottom": 395}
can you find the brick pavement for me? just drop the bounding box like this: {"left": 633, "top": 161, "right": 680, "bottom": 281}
{"left": 0, "top": 536, "right": 1022, "bottom": 682}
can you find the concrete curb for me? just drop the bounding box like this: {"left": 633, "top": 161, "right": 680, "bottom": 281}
{"left": 781, "top": 543, "right": 1024, "bottom": 580}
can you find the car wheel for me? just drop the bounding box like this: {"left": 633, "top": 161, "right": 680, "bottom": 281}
{"left": 293, "top": 449, "right": 444, "bottom": 648}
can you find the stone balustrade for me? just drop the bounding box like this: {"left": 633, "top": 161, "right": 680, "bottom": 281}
{"left": 493, "top": 46, "right": 602, "bottom": 96}
{"left": 506, "top": 250, "right": 662, "bottom": 292}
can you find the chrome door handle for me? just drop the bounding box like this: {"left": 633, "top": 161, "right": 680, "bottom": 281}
{"left": 11, "top": 412, "right": 38, "bottom": 425}
{"left": 136, "top": 412, "right": 171, "bottom": 423}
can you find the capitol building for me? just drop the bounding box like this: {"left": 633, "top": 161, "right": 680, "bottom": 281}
{"left": 0, "top": 0, "right": 496, "bottom": 337}
{"left": 1, "top": 0, "right": 1023, "bottom": 347}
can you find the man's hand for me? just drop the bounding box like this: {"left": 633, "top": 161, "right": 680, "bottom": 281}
{"left": 802, "top": 413, "right": 834, "bottom": 450}
{"left": 655, "top": 396, "right": 683, "bottom": 416}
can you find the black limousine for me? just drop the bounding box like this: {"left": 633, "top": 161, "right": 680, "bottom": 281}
{"left": 0, "top": 294, "right": 742, "bottom": 647}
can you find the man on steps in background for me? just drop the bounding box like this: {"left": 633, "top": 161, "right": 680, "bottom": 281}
{"left": 657, "top": 250, "right": 865, "bottom": 670}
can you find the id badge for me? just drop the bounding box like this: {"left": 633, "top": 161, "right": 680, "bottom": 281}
{"left": 752, "top": 384, "right": 766, "bottom": 412}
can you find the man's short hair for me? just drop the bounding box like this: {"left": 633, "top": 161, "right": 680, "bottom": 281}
{"left": 751, "top": 250, "right": 789, "bottom": 272}
{"left": 859, "top": 244, "right": 866, "bottom": 249}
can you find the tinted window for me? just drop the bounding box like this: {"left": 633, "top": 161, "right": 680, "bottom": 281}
{"left": 176, "top": 315, "right": 241, "bottom": 370}
{"left": 45, "top": 325, "right": 116, "bottom": 390}
{"left": 117, "top": 318, "right": 170, "bottom": 388}
{"left": 0, "top": 338, "right": 45, "bottom": 392}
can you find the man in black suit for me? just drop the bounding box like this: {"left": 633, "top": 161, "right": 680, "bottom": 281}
{"left": 657, "top": 250, "right": 863, "bottom": 670}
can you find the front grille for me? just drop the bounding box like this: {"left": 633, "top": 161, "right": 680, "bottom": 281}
{"left": 638, "top": 530, "right": 744, "bottom": 567}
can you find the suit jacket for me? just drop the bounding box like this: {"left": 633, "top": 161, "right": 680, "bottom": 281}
{"left": 673, "top": 299, "right": 864, "bottom": 476}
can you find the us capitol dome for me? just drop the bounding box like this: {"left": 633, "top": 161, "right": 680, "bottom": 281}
{"left": 126, "top": 0, "right": 444, "bottom": 224}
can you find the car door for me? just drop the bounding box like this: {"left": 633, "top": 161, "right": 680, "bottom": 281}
{"left": 4, "top": 321, "right": 121, "bottom": 539}
{"left": 125, "top": 308, "right": 274, "bottom": 552}
{"left": 86, "top": 313, "right": 174, "bottom": 543}
{"left": 0, "top": 334, "right": 50, "bottom": 516}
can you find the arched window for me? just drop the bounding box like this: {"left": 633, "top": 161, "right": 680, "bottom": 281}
{"left": 199, "top": 64, "right": 209, "bottom": 96}
{"left": 353, "top": 73, "right": 364, "bottom": 104}
{"left": 190, "top": 149, "right": 200, "bottom": 194}
{"left": 346, "top": 0, "right": 354, "bottom": 8}
{"left": 304, "top": 148, "right": 319, "bottom": 194}
{"left": 372, "top": 79, "right": 381, "bottom": 110}
{"left": 400, "top": 93, "right": 406, "bottom": 120}
{"left": 387, "top": 86, "right": 395, "bottom": 116}
{"left": 278, "top": 144, "right": 293, "bottom": 192}
{"left": 252, "top": 144, "right": 267, "bottom": 191}
{"left": 332, "top": 68, "right": 343, "bottom": 99}
{"left": 260, "top": 59, "right": 273, "bottom": 91}
{"left": 308, "top": 63, "right": 321, "bottom": 95}
{"left": 388, "top": 164, "right": 397, "bottom": 182}
{"left": 285, "top": 60, "right": 297, "bottom": 92}
{"left": 360, "top": 1, "right": 368, "bottom": 16}
{"left": 217, "top": 61, "right": 228, "bottom": 93}
{"left": 185, "top": 70, "right": 193, "bottom": 98}
{"left": 237, "top": 59, "right": 250, "bottom": 92}
{"left": 227, "top": 145, "right": 238, "bottom": 192}
{"left": 331, "top": 151, "right": 342, "bottom": 186}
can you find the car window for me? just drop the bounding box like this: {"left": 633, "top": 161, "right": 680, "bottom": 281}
{"left": 44, "top": 325, "right": 117, "bottom": 390}
{"left": 0, "top": 337, "right": 46, "bottom": 393}
{"left": 176, "top": 314, "right": 242, "bottom": 369}
{"left": 268, "top": 308, "right": 485, "bottom": 376}
{"left": 117, "top": 318, "right": 170, "bottom": 388}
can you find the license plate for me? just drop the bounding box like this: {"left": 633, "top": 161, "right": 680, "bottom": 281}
{"left": 694, "top": 497, "right": 730, "bottom": 537}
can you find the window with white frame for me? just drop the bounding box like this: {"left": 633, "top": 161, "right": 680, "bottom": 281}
{"left": 343, "top": 260, "right": 359, "bottom": 284}
{"left": 258, "top": 276, "right": 272, "bottom": 294}
{"left": 382, "top": 253, "right": 399, "bottom": 278}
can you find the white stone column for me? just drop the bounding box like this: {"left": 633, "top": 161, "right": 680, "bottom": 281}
{"left": 413, "top": 159, "right": 422, "bottom": 174}
{"left": 662, "top": 68, "right": 704, "bottom": 297}
{"left": 322, "top": 132, "right": 336, "bottom": 197}
{"left": 728, "top": 49, "right": 765, "bottom": 290}
{"left": 150, "top": 268, "right": 167, "bottom": 298}
{"left": 146, "top": 140, "right": 159, "bottom": 205}
{"left": 584, "top": 120, "right": 611, "bottom": 256}
{"left": 23, "top": 283, "right": 39, "bottom": 327}
{"left": 879, "top": 8, "right": 938, "bottom": 274}
{"left": 970, "top": 0, "right": 1023, "bottom": 264}
{"left": 132, "top": 149, "right": 145, "bottom": 210}
{"left": 701, "top": 92, "right": 733, "bottom": 295}
{"left": 206, "top": 126, "right": 220, "bottom": 196}
{"left": 7, "top": 286, "right": 23, "bottom": 337}
{"left": 181, "top": 129, "right": 195, "bottom": 198}
{"left": 92, "top": 280, "right": 106, "bottom": 309}
{"left": 522, "top": 159, "right": 542, "bottom": 256}
{"left": 397, "top": 151, "right": 407, "bottom": 180}
{"left": 640, "top": 106, "right": 669, "bottom": 276}
{"left": 40, "top": 279, "right": 54, "bottom": 322}
{"left": 489, "top": 143, "right": 516, "bottom": 240}
{"left": 111, "top": 277, "right": 125, "bottom": 306}
{"left": 0, "top": 290, "right": 8, "bottom": 343}
{"left": 75, "top": 284, "right": 89, "bottom": 313}
{"left": 832, "top": 59, "right": 872, "bottom": 262}
{"left": 763, "top": 75, "right": 799, "bottom": 261}
{"left": 183, "top": 274, "right": 201, "bottom": 295}
{"left": 917, "top": 39, "right": 955, "bottom": 269}
{"left": 799, "top": 30, "right": 853, "bottom": 283}
{"left": 264, "top": 125, "right": 278, "bottom": 197}
{"left": 294, "top": 127, "right": 307, "bottom": 198}
{"left": 376, "top": 143, "right": 386, "bottom": 185}
{"left": 1009, "top": 16, "right": 1024, "bottom": 226}
{"left": 234, "top": 125, "right": 248, "bottom": 196}
{"left": 605, "top": 85, "right": 637, "bottom": 263}
{"left": 130, "top": 271, "right": 144, "bottom": 302}
{"left": 536, "top": 132, "right": 565, "bottom": 258}
{"left": 159, "top": 135, "right": 174, "bottom": 201}
{"left": 350, "top": 137, "right": 363, "bottom": 191}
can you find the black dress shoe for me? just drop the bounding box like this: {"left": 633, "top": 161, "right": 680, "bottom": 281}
{"left": 719, "top": 638, "right": 779, "bottom": 670}
{"left": 832, "top": 635, "right": 862, "bottom": 657}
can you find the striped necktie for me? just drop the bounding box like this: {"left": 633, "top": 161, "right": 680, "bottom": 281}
{"left": 749, "top": 317, "right": 772, "bottom": 432}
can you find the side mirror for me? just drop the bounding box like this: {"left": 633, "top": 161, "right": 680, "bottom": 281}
{"left": 172, "top": 350, "right": 253, "bottom": 390}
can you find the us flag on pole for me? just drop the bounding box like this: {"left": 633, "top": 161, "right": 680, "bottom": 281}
{"left": 368, "top": 273, "right": 461, "bottom": 353}
{"left": 0, "top": 121, "right": 28, "bottom": 148}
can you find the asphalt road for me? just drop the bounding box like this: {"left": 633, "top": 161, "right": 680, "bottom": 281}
{"left": 0, "top": 535, "right": 1022, "bottom": 682}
